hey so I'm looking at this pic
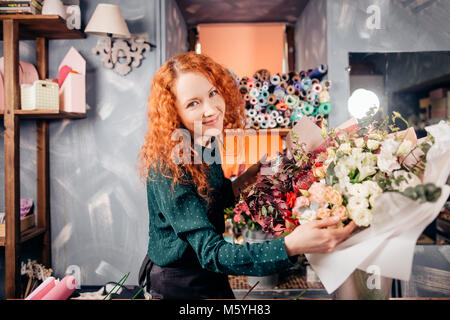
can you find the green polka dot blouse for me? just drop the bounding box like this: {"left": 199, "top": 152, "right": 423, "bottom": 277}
{"left": 146, "top": 138, "right": 297, "bottom": 276}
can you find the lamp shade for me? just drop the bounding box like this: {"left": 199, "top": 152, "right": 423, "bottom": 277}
{"left": 85, "top": 3, "right": 131, "bottom": 38}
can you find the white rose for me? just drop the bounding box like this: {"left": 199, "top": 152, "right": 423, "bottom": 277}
{"left": 347, "top": 184, "right": 370, "bottom": 199}
{"left": 380, "top": 139, "right": 400, "bottom": 155}
{"left": 347, "top": 195, "right": 370, "bottom": 210}
{"left": 363, "top": 180, "right": 383, "bottom": 195}
{"left": 298, "top": 209, "right": 317, "bottom": 225}
{"left": 367, "top": 139, "right": 380, "bottom": 150}
{"left": 369, "top": 194, "right": 380, "bottom": 208}
{"left": 349, "top": 207, "right": 373, "bottom": 227}
{"left": 338, "top": 143, "right": 352, "bottom": 154}
{"left": 354, "top": 138, "right": 365, "bottom": 148}
{"left": 396, "top": 140, "right": 413, "bottom": 156}
{"left": 334, "top": 162, "right": 350, "bottom": 179}
{"left": 377, "top": 153, "right": 400, "bottom": 174}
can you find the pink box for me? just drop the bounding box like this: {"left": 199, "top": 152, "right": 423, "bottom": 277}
{"left": 58, "top": 47, "right": 86, "bottom": 113}
{"left": 429, "top": 88, "right": 448, "bottom": 100}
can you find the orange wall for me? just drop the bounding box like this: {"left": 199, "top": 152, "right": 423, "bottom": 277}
{"left": 198, "top": 23, "right": 285, "bottom": 78}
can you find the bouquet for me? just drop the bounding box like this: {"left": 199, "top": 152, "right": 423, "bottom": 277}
{"left": 229, "top": 111, "right": 450, "bottom": 293}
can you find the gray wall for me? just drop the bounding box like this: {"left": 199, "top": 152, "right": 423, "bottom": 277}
{"left": 295, "top": 0, "right": 327, "bottom": 72}
{"left": 0, "top": 0, "right": 188, "bottom": 293}
{"left": 326, "top": 0, "right": 450, "bottom": 126}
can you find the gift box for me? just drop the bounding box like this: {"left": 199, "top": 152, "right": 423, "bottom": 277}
{"left": 21, "top": 80, "right": 59, "bottom": 111}
{"left": 430, "top": 97, "right": 447, "bottom": 119}
{"left": 58, "top": 47, "right": 86, "bottom": 113}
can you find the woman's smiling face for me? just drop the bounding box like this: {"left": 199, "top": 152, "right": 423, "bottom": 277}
{"left": 174, "top": 72, "right": 226, "bottom": 145}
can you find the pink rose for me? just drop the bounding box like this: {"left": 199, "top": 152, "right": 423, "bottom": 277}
{"left": 332, "top": 205, "right": 348, "bottom": 221}
{"left": 293, "top": 196, "right": 310, "bottom": 212}
{"left": 316, "top": 207, "right": 332, "bottom": 219}
{"left": 323, "top": 186, "right": 343, "bottom": 206}
{"left": 308, "top": 182, "right": 326, "bottom": 207}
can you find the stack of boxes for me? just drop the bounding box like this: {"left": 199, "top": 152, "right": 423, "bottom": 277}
{"left": 419, "top": 87, "right": 449, "bottom": 124}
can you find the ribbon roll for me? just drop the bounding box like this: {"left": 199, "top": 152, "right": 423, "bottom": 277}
{"left": 286, "top": 85, "right": 296, "bottom": 95}
{"left": 311, "top": 78, "right": 320, "bottom": 85}
{"left": 274, "top": 88, "right": 286, "bottom": 100}
{"left": 312, "top": 107, "right": 319, "bottom": 116}
{"left": 267, "top": 94, "right": 277, "bottom": 105}
{"left": 313, "top": 100, "right": 320, "bottom": 107}
{"left": 301, "top": 78, "right": 312, "bottom": 90}
{"left": 285, "top": 95, "right": 298, "bottom": 107}
{"left": 318, "top": 102, "right": 332, "bottom": 115}
{"left": 299, "top": 70, "right": 307, "bottom": 79}
{"left": 256, "top": 114, "right": 264, "bottom": 123}
{"left": 252, "top": 121, "right": 260, "bottom": 129}
{"left": 291, "top": 74, "right": 301, "bottom": 83}
{"left": 263, "top": 81, "right": 269, "bottom": 87}
{"left": 281, "top": 73, "right": 289, "bottom": 82}
{"left": 312, "top": 83, "right": 322, "bottom": 93}
{"left": 300, "top": 90, "right": 307, "bottom": 98}
{"left": 270, "top": 110, "right": 280, "bottom": 119}
{"left": 294, "top": 89, "right": 301, "bottom": 97}
{"left": 266, "top": 104, "right": 276, "bottom": 112}
{"left": 248, "top": 109, "right": 257, "bottom": 117}
{"left": 280, "top": 81, "right": 288, "bottom": 90}
{"left": 262, "top": 84, "right": 269, "bottom": 91}
{"left": 264, "top": 114, "right": 270, "bottom": 121}
{"left": 308, "top": 64, "right": 328, "bottom": 79}
{"left": 260, "top": 90, "right": 270, "bottom": 98}
{"left": 294, "top": 81, "right": 302, "bottom": 91}
{"left": 268, "top": 120, "right": 277, "bottom": 128}
{"left": 301, "top": 103, "right": 314, "bottom": 115}
{"left": 307, "top": 93, "right": 316, "bottom": 102}
{"left": 315, "top": 114, "right": 324, "bottom": 122}
{"left": 249, "top": 88, "right": 259, "bottom": 98}
{"left": 258, "top": 87, "right": 265, "bottom": 93}
{"left": 321, "top": 79, "right": 332, "bottom": 89}
{"left": 260, "top": 121, "right": 268, "bottom": 129}
{"left": 247, "top": 81, "right": 254, "bottom": 89}
{"left": 276, "top": 116, "right": 284, "bottom": 124}
{"left": 282, "top": 117, "right": 290, "bottom": 127}
{"left": 284, "top": 109, "right": 291, "bottom": 117}
{"left": 254, "top": 104, "right": 261, "bottom": 112}
{"left": 270, "top": 74, "right": 281, "bottom": 86}
{"left": 255, "top": 81, "right": 262, "bottom": 89}
{"left": 258, "top": 97, "right": 268, "bottom": 106}
{"left": 276, "top": 102, "right": 288, "bottom": 111}
{"left": 244, "top": 93, "right": 251, "bottom": 101}
{"left": 260, "top": 107, "right": 267, "bottom": 114}
{"left": 250, "top": 97, "right": 258, "bottom": 105}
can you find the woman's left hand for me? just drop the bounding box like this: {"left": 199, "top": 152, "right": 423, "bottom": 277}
{"left": 232, "top": 153, "right": 268, "bottom": 197}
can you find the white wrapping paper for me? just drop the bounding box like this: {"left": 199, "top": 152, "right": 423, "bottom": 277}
{"left": 305, "top": 121, "right": 450, "bottom": 294}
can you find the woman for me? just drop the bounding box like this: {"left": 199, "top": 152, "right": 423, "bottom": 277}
{"left": 137, "top": 52, "right": 356, "bottom": 299}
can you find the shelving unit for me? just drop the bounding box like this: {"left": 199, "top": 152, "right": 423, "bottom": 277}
{"left": 0, "top": 15, "right": 85, "bottom": 299}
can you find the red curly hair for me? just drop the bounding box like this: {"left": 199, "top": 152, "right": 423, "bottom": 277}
{"left": 138, "top": 52, "right": 245, "bottom": 200}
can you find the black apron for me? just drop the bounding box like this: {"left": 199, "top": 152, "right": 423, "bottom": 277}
{"left": 138, "top": 246, "right": 235, "bottom": 300}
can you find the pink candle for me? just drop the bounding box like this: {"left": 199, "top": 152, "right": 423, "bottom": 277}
{"left": 25, "top": 277, "right": 56, "bottom": 300}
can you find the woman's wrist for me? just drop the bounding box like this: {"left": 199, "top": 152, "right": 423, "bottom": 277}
{"left": 284, "top": 233, "right": 297, "bottom": 257}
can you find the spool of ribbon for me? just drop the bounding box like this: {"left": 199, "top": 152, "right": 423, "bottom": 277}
{"left": 282, "top": 118, "right": 290, "bottom": 127}
{"left": 311, "top": 78, "right": 320, "bottom": 85}
{"left": 286, "top": 85, "right": 296, "bottom": 95}
{"left": 301, "top": 78, "right": 312, "bottom": 90}
{"left": 299, "top": 70, "right": 307, "bottom": 79}
{"left": 274, "top": 88, "right": 285, "bottom": 100}
{"left": 291, "top": 74, "right": 301, "bottom": 83}
{"left": 256, "top": 114, "right": 264, "bottom": 123}
{"left": 249, "top": 88, "right": 259, "bottom": 98}
{"left": 268, "top": 120, "right": 277, "bottom": 128}
{"left": 294, "top": 81, "right": 302, "bottom": 91}
{"left": 284, "top": 109, "right": 291, "bottom": 117}
{"left": 315, "top": 114, "right": 324, "bottom": 122}
{"left": 266, "top": 104, "right": 276, "bottom": 112}
{"left": 260, "top": 90, "right": 269, "bottom": 98}
{"left": 301, "top": 103, "right": 314, "bottom": 115}
{"left": 318, "top": 102, "right": 332, "bottom": 115}
{"left": 321, "top": 79, "right": 331, "bottom": 89}
{"left": 250, "top": 97, "right": 258, "bottom": 105}
{"left": 276, "top": 102, "right": 288, "bottom": 111}
{"left": 285, "top": 95, "right": 298, "bottom": 107}
{"left": 260, "top": 121, "right": 268, "bottom": 129}
{"left": 247, "top": 81, "right": 254, "bottom": 89}
{"left": 244, "top": 93, "right": 251, "bottom": 101}
{"left": 267, "top": 94, "right": 277, "bottom": 105}
{"left": 270, "top": 110, "right": 280, "bottom": 119}
{"left": 252, "top": 121, "right": 260, "bottom": 129}
{"left": 308, "top": 64, "right": 328, "bottom": 79}
{"left": 276, "top": 116, "right": 284, "bottom": 124}
{"left": 254, "top": 104, "right": 261, "bottom": 112}
{"left": 312, "top": 107, "right": 319, "bottom": 116}
{"left": 270, "top": 74, "right": 281, "bottom": 86}
{"left": 262, "top": 84, "right": 269, "bottom": 91}
{"left": 312, "top": 83, "right": 322, "bottom": 93}
{"left": 255, "top": 82, "right": 262, "bottom": 89}
{"left": 319, "top": 90, "right": 330, "bottom": 103}
{"left": 281, "top": 73, "right": 289, "bottom": 82}
{"left": 258, "top": 97, "right": 268, "bottom": 106}
{"left": 279, "top": 81, "right": 288, "bottom": 90}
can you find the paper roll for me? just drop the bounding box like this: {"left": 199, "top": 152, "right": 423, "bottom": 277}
{"left": 312, "top": 84, "right": 322, "bottom": 93}
{"left": 270, "top": 74, "right": 281, "bottom": 86}
{"left": 321, "top": 79, "right": 331, "bottom": 89}
{"left": 301, "top": 103, "right": 314, "bottom": 115}
{"left": 318, "top": 102, "right": 332, "bottom": 115}
{"left": 256, "top": 114, "right": 264, "bottom": 123}
{"left": 279, "top": 81, "right": 288, "bottom": 90}
{"left": 255, "top": 81, "right": 262, "bottom": 89}
{"left": 284, "top": 109, "right": 291, "bottom": 117}
{"left": 301, "top": 78, "right": 312, "bottom": 90}
{"left": 274, "top": 88, "right": 285, "bottom": 100}
{"left": 41, "top": 275, "right": 77, "bottom": 300}
{"left": 244, "top": 93, "right": 251, "bottom": 101}
{"left": 267, "top": 94, "right": 277, "bottom": 105}
{"left": 249, "top": 88, "right": 259, "bottom": 98}
{"left": 260, "top": 121, "right": 268, "bottom": 129}
{"left": 248, "top": 109, "right": 257, "bottom": 117}
{"left": 294, "top": 81, "right": 302, "bottom": 91}
{"left": 26, "top": 277, "right": 56, "bottom": 300}
{"left": 282, "top": 117, "right": 290, "bottom": 127}
{"left": 262, "top": 84, "right": 269, "bottom": 92}
{"left": 252, "top": 121, "right": 260, "bottom": 129}
{"left": 258, "top": 97, "right": 268, "bottom": 106}
{"left": 261, "top": 90, "right": 269, "bottom": 98}
{"left": 270, "top": 110, "right": 280, "bottom": 119}
{"left": 276, "top": 116, "right": 284, "bottom": 124}
{"left": 308, "top": 64, "right": 328, "bottom": 79}
{"left": 281, "top": 73, "right": 289, "bottom": 82}
{"left": 287, "top": 85, "right": 296, "bottom": 95}
{"left": 250, "top": 97, "right": 258, "bottom": 105}
{"left": 268, "top": 120, "right": 277, "bottom": 128}
{"left": 276, "top": 102, "right": 288, "bottom": 111}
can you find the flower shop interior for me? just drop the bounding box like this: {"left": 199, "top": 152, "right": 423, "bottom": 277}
{"left": 0, "top": 0, "right": 449, "bottom": 300}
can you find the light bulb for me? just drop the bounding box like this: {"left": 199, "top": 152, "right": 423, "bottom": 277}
{"left": 348, "top": 88, "right": 380, "bottom": 119}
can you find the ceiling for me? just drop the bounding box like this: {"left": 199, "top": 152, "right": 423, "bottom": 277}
{"left": 175, "top": 0, "right": 310, "bottom": 26}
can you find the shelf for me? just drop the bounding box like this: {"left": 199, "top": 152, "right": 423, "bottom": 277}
{"left": 0, "top": 15, "right": 85, "bottom": 40}
{"left": 225, "top": 128, "right": 291, "bottom": 137}
{"left": 1, "top": 109, "right": 87, "bottom": 119}
{"left": 0, "top": 226, "right": 46, "bottom": 246}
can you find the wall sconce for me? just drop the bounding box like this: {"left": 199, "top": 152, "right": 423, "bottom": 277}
{"left": 85, "top": 3, "right": 156, "bottom": 76}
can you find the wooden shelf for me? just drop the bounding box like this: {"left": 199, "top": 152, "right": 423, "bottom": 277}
{"left": 0, "top": 15, "right": 85, "bottom": 40}
{"left": 0, "top": 227, "right": 46, "bottom": 246}
{"left": 0, "top": 109, "right": 87, "bottom": 119}
{"left": 225, "top": 128, "right": 291, "bottom": 137}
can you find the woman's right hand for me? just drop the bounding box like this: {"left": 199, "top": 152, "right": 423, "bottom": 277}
{"left": 284, "top": 216, "right": 357, "bottom": 256}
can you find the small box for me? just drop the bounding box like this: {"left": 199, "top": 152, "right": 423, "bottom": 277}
{"left": 0, "top": 214, "right": 35, "bottom": 238}
{"left": 21, "top": 80, "right": 59, "bottom": 111}
{"left": 58, "top": 47, "right": 86, "bottom": 113}
{"left": 419, "top": 97, "right": 431, "bottom": 109}
{"left": 429, "top": 88, "right": 448, "bottom": 100}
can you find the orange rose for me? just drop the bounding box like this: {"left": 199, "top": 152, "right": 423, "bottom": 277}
{"left": 332, "top": 205, "right": 348, "bottom": 221}
{"left": 323, "top": 186, "right": 343, "bottom": 206}
{"left": 316, "top": 207, "right": 332, "bottom": 220}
